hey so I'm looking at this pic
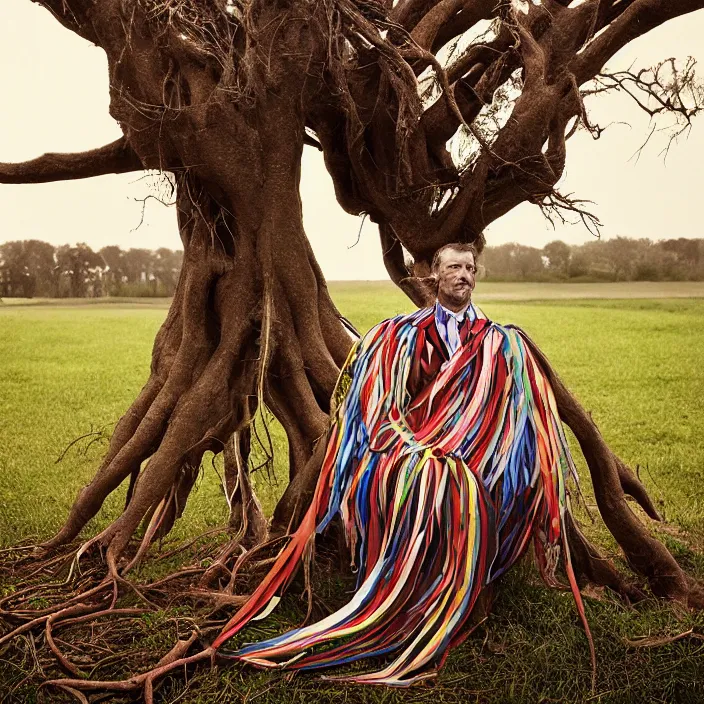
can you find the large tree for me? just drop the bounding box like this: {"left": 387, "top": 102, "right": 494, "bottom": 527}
{"left": 1, "top": 0, "right": 704, "bottom": 698}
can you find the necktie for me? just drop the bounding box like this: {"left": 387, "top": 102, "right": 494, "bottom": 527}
{"left": 446, "top": 314, "right": 461, "bottom": 356}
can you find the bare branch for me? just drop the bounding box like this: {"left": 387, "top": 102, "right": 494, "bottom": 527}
{"left": 537, "top": 189, "right": 603, "bottom": 238}
{"left": 379, "top": 223, "right": 434, "bottom": 306}
{"left": 582, "top": 57, "right": 704, "bottom": 158}
{"left": 573, "top": 0, "right": 704, "bottom": 84}
{"left": 594, "top": 0, "right": 638, "bottom": 32}
{"left": 390, "top": 0, "right": 437, "bottom": 31}
{"left": 410, "top": 0, "right": 497, "bottom": 53}
{"left": 0, "top": 138, "right": 144, "bottom": 185}
{"left": 594, "top": 57, "right": 704, "bottom": 124}
{"left": 431, "top": 3, "right": 499, "bottom": 53}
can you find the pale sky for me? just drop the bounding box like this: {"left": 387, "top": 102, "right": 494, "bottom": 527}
{"left": 1, "top": 1, "right": 703, "bottom": 280}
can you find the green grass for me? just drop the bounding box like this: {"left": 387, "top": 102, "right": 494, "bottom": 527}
{"left": 1, "top": 284, "right": 704, "bottom": 703}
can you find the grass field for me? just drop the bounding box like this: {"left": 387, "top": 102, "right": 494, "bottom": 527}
{"left": 1, "top": 283, "right": 704, "bottom": 703}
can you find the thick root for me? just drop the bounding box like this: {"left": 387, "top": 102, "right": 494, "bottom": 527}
{"left": 524, "top": 333, "right": 702, "bottom": 606}
{"left": 563, "top": 514, "right": 646, "bottom": 603}
{"left": 34, "top": 199, "right": 348, "bottom": 572}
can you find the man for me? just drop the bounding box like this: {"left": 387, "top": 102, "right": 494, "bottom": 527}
{"left": 213, "top": 244, "right": 592, "bottom": 686}
{"left": 409, "top": 243, "right": 479, "bottom": 397}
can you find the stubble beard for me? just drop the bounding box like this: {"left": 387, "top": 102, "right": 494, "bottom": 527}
{"left": 439, "top": 282, "right": 473, "bottom": 310}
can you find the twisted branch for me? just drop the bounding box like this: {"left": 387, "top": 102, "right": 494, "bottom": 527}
{"left": 0, "top": 138, "right": 144, "bottom": 184}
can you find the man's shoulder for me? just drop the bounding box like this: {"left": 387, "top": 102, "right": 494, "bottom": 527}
{"left": 361, "top": 308, "right": 433, "bottom": 341}
{"left": 379, "top": 307, "right": 434, "bottom": 328}
{"left": 370, "top": 305, "right": 495, "bottom": 334}
{"left": 362, "top": 304, "right": 498, "bottom": 341}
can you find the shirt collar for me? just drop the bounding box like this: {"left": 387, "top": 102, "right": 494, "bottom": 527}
{"left": 435, "top": 300, "right": 471, "bottom": 321}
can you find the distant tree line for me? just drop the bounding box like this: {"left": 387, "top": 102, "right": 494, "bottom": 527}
{"left": 481, "top": 237, "right": 704, "bottom": 282}
{"left": 0, "top": 241, "right": 183, "bottom": 298}
{"left": 1, "top": 237, "right": 702, "bottom": 298}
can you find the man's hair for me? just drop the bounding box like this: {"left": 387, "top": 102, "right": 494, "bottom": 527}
{"left": 401, "top": 242, "right": 480, "bottom": 301}
{"left": 431, "top": 243, "right": 479, "bottom": 273}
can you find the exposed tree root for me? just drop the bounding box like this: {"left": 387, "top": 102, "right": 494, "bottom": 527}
{"left": 564, "top": 514, "right": 646, "bottom": 604}
{"left": 46, "top": 607, "right": 149, "bottom": 677}
{"left": 29, "top": 164, "right": 344, "bottom": 572}
{"left": 524, "top": 333, "right": 704, "bottom": 608}
{"left": 0, "top": 538, "right": 261, "bottom": 701}
{"left": 43, "top": 645, "right": 213, "bottom": 704}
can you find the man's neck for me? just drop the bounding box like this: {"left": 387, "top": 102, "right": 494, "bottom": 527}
{"left": 436, "top": 299, "right": 471, "bottom": 317}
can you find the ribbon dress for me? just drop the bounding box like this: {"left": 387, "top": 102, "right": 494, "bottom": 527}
{"left": 212, "top": 306, "right": 591, "bottom": 686}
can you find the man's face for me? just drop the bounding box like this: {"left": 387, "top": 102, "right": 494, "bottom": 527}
{"left": 435, "top": 249, "right": 476, "bottom": 312}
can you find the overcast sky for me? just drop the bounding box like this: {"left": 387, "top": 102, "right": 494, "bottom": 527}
{"left": 1, "top": 1, "right": 704, "bottom": 280}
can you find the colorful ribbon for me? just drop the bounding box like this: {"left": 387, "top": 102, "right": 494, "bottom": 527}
{"left": 213, "top": 307, "right": 593, "bottom": 685}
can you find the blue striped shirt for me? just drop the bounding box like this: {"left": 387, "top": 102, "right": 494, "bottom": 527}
{"left": 434, "top": 300, "right": 476, "bottom": 356}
